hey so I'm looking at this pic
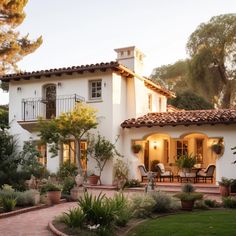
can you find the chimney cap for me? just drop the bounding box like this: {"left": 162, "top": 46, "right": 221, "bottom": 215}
{"left": 114, "top": 46, "right": 145, "bottom": 57}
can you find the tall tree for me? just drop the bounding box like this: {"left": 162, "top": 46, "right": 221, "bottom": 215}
{"left": 187, "top": 14, "right": 236, "bottom": 108}
{"left": 0, "top": 0, "right": 42, "bottom": 89}
{"left": 39, "top": 103, "right": 98, "bottom": 175}
{"left": 151, "top": 60, "right": 189, "bottom": 91}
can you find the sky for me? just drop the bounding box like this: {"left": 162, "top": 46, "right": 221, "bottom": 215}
{"left": 0, "top": 0, "right": 236, "bottom": 105}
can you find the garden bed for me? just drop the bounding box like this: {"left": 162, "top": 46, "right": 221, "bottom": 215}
{"left": 50, "top": 218, "right": 147, "bottom": 236}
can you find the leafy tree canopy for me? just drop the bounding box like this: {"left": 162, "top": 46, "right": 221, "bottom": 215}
{"left": 168, "top": 90, "right": 214, "bottom": 110}
{"left": 187, "top": 14, "right": 236, "bottom": 108}
{"left": 0, "top": 0, "right": 42, "bottom": 90}
{"left": 39, "top": 103, "right": 98, "bottom": 175}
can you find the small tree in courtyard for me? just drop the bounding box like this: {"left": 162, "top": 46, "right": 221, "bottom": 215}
{"left": 87, "top": 134, "right": 122, "bottom": 184}
{"left": 38, "top": 103, "right": 98, "bottom": 175}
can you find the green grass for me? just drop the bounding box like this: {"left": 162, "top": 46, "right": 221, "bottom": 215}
{"left": 128, "top": 210, "right": 236, "bottom": 236}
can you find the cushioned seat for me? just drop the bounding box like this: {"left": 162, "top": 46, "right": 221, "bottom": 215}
{"left": 155, "top": 163, "right": 173, "bottom": 182}
{"left": 138, "top": 165, "right": 157, "bottom": 182}
{"left": 197, "top": 164, "right": 215, "bottom": 183}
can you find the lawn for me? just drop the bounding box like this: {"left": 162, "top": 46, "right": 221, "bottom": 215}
{"left": 128, "top": 210, "right": 236, "bottom": 236}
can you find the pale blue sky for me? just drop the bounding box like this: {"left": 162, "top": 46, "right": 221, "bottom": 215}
{"left": 1, "top": 0, "right": 236, "bottom": 104}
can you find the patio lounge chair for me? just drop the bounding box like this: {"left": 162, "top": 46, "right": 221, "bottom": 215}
{"left": 155, "top": 163, "right": 173, "bottom": 182}
{"left": 138, "top": 165, "right": 157, "bottom": 182}
{"left": 196, "top": 164, "right": 216, "bottom": 183}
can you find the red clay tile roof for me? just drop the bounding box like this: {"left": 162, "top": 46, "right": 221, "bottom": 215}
{"left": 121, "top": 109, "right": 236, "bottom": 128}
{"left": 0, "top": 61, "right": 175, "bottom": 98}
{"left": 0, "top": 61, "right": 120, "bottom": 81}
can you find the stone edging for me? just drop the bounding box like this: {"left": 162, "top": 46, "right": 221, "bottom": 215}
{"left": 48, "top": 222, "right": 68, "bottom": 236}
{"left": 0, "top": 204, "right": 47, "bottom": 219}
{"left": 0, "top": 199, "right": 67, "bottom": 219}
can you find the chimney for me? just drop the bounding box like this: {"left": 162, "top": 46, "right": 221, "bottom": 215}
{"left": 114, "top": 46, "right": 145, "bottom": 75}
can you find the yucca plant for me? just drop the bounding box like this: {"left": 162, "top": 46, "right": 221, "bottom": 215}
{"left": 60, "top": 207, "right": 86, "bottom": 228}
{"left": 1, "top": 196, "right": 17, "bottom": 212}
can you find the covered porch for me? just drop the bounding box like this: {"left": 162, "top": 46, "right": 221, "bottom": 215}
{"left": 133, "top": 132, "right": 219, "bottom": 184}
{"left": 121, "top": 109, "right": 236, "bottom": 185}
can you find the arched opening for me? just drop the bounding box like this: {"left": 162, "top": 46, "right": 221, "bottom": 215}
{"left": 43, "top": 84, "right": 56, "bottom": 119}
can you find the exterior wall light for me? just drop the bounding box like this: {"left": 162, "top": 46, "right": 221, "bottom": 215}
{"left": 17, "top": 87, "right": 21, "bottom": 92}
{"left": 57, "top": 82, "right": 62, "bottom": 87}
{"left": 153, "top": 141, "right": 157, "bottom": 150}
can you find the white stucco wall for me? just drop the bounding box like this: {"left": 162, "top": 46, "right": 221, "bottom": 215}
{"left": 122, "top": 124, "right": 236, "bottom": 184}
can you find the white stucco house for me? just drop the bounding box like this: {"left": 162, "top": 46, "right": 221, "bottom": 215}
{"left": 1, "top": 46, "right": 236, "bottom": 185}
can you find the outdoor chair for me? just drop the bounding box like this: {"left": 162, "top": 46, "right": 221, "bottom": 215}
{"left": 138, "top": 165, "right": 157, "bottom": 182}
{"left": 196, "top": 164, "right": 216, "bottom": 183}
{"left": 155, "top": 163, "right": 173, "bottom": 182}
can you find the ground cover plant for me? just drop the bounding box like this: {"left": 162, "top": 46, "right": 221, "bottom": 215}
{"left": 128, "top": 210, "right": 236, "bottom": 236}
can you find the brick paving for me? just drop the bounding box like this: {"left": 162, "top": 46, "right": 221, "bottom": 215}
{"left": 0, "top": 202, "right": 77, "bottom": 236}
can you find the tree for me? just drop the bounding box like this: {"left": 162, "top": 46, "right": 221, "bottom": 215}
{"left": 0, "top": 105, "right": 8, "bottom": 129}
{"left": 0, "top": 0, "right": 42, "bottom": 90}
{"left": 151, "top": 60, "right": 189, "bottom": 92}
{"left": 39, "top": 103, "right": 98, "bottom": 175}
{"left": 87, "top": 134, "right": 122, "bottom": 184}
{"left": 168, "top": 90, "right": 214, "bottom": 110}
{"left": 187, "top": 14, "right": 236, "bottom": 108}
{"left": 0, "top": 129, "right": 19, "bottom": 186}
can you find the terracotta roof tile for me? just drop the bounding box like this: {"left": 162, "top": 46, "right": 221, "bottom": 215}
{"left": 121, "top": 109, "right": 236, "bottom": 128}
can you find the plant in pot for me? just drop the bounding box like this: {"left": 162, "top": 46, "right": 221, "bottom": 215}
{"left": 174, "top": 183, "right": 203, "bottom": 211}
{"left": 132, "top": 144, "right": 142, "bottom": 154}
{"left": 218, "top": 177, "right": 231, "bottom": 197}
{"left": 211, "top": 138, "right": 224, "bottom": 155}
{"left": 176, "top": 153, "right": 196, "bottom": 176}
{"left": 45, "top": 183, "right": 62, "bottom": 204}
{"left": 86, "top": 134, "right": 122, "bottom": 185}
{"left": 87, "top": 170, "right": 100, "bottom": 185}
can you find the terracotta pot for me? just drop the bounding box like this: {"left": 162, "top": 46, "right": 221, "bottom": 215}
{"left": 88, "top": 175, "right": 100, "bottom": 185}
{"left": 181, "top": 200, "right": 194, "bottom": 211}
{"left": 219, "top": 185, "right": 230, "bottom": 197}
{"left": 47, "top": 191, "right": 61, "bottom": 204}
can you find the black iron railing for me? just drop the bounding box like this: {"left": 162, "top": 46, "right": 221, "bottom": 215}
{"left": 22, "top": 94, "right": 85, "bottom": 121}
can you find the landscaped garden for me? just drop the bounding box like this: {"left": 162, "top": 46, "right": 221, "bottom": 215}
{"left": 127, "top": 210, "right": 236, "bottom": 236}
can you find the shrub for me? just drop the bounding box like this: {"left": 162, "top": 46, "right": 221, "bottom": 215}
{"left": 204, "top": 199, "right": 218, "bottom": 208}
{"left": 78, "top": 192, "right": 117, "bottom": 230}
{"left": 130, "top": 194, "right": 156, "bottom": 218}
{"left": 1, "top": 196, "right": 17, "bottom": 212}
{"left": 16, "top": 190, "right": 39, "bottom": 206}
{"left": 111, "top": 193, "right": 131, "bottom": 227}
{"left": 57, "top": 161, "right": 78, "bottom": 179}
{"left": 60, "top": 207, "right": 86, "bottom": 228}
{"left": 43, "top": 183, "right": 62, "bottom": 192}
{"left": 223, "top": 196, "right": 236, "bottom": 208}
{"left": 182, "top": 183, "right": 195, "bottom": 193}
{"left": 174, "top": 192, "right": 203, "bottom": 201}
{"left": 218, "top": 177, "right": 231, "bottom": 186}
{"left": 124, "top": 179, "right": 141, "bottom": 188}
{"left": 62, "top": 177, "right": 76, "bottom": 195}
{"left": 149, "top": 191, "right": 173, "bottom": 213}
{"left": 194, "top": 200, "right": 209, "bottom": 210}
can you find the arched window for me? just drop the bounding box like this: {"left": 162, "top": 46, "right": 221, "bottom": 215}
{"left": 43, "top": 84, "right": 56, "bottom": 119}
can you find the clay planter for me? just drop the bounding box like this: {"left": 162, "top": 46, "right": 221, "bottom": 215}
{"left": 47, "top": 191, "right": 61, "bottom": 204}
{"left": 219, "top": 185, "right": 230, "bottom": 197}
{"left": 88, "top": 175, "right": 100, "bottom": 185}
{"left": 181, "top": 200, "right": 194, "bottom": 211}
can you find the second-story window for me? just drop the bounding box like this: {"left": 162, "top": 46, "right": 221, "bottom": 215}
{"left": 89, "top": 80, "right": 102, "bottom": 100}
{"left": 148, "top": 94, "right": 152, "bottom": 112}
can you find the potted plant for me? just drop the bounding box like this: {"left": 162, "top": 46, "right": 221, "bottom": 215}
{"left": 86, "top": 134, "right": 122, "bottom": 185}
{"left": 45, "top": 183, "right": 62, "bottom": 204}
{"left": 174, "top": 183, "right": 203, "bottom": 211}
{"left": 218, "top": 177, "right": 231, "bottom": 197}
{"left": 212, "top": 138, "right": 224, "bottom": 155}
{"left": 87, "top": 171, "right": 100, "bottom": 185}
{"left": 176, "top": 153, "right": 196, "bottom": 175}
{"left": 132, "top": 144, "right": 142, "bottom": 154}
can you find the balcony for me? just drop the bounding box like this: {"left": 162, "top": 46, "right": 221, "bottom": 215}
{"left": 18, "top": 94, "right": 84, "bottom": 131}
